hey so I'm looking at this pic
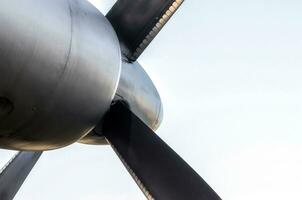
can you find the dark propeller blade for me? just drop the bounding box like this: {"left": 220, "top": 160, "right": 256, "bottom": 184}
{"left": 0, "top": 151, "right": 42, "bottom": 200}
{"left": 107, "top": 0, "right": 184, "bottom": 61}
{"left": 103, "top": 101, "right": 221, "bottom": 200}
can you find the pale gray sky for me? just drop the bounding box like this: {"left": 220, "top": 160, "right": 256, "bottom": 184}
{"left": 1, "top": 0, "right": 302, "bottom": 199}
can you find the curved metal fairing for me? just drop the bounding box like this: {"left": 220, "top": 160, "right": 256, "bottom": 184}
{"left": 0, "top": 0, "right": 121, "bottom": 150}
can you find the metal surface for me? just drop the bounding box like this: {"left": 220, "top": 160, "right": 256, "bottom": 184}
{"left": 0, "top": 0, "right": 121, "bottom": 150}
{"left": 107, "top": 0, "right": 184, "bottom": 61}
{"left": 78, "top": 130, "right": 107, "bottom": 145}
{"left": 103, "top": 102, "right": 221, "bottom": 200}
{"left": 0, "top": 151, "right": 42, "bottom": 200}
{"left": 79, "top": 60, "right": 163, "bottom": 145}
{"left": 114, "top": 61, "right": 163, "bottom": 131}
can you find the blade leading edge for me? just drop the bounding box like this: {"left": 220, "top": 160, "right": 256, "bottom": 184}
{"left": 0, "top": 151, "right": 42, "bottom": 200}
{"left": 103, "top": 102, "right": 221, "bottom": 200}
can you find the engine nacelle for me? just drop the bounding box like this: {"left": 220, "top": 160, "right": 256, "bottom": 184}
{"left": 0, "top": 0, "right": 121, "bottom": 150}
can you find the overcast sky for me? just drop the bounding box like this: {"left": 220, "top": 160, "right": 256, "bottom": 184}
{"left": 0, "top": 0, "right": 302, "bottom": 199}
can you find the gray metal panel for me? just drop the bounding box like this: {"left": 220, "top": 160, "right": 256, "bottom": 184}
{"left": 0, "top": 0, "right": 121, "bottom": 150}
{"left": 107, "top": 0, "right": 184, "bottom": 61}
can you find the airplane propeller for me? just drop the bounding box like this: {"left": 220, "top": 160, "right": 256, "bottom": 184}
{"left": 0, "top": 0, "right": 222, "bottom": 199}
{"left": 0, "top": 101, "right": 221, "bottom": 200}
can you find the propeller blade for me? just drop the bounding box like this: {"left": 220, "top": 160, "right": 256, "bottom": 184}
{"left": 106, "top": 0, "right": 185, "bottom": 61}
{"left": 0, "top": 151, "right": 42, "bottom": 200}
{"left": 103, "top": 102, "right": 221, "bottom": 200}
